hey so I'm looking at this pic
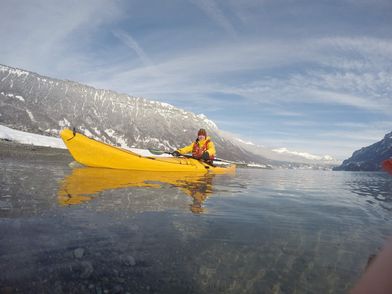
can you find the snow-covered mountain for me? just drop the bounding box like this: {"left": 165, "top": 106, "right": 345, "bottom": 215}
{"left": 0, "top": 64, "right": 266, "bottom": 163}
{"left": 334, "top": 132, "right": 392, "bottom": 171}
{"left": 220, "top": 131, "right": 340, "bottom": 166}
{"left": 0, "top": 64, "right": 339, "bottom": 167}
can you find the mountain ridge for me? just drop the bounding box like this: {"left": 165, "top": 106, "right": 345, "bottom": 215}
{"left": 1, "top": 64, "right": 338, "bottom": 167}
{"left": 333, "top": 132, "right": 392, "bottom": 171}
{"left": 0, "top": 64, "right": 266, "bottom": 163}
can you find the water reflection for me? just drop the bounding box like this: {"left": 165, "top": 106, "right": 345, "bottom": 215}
{"left": 58, "top": 168, "right": 215, "bottom": 214}
{"left": 4, "top": 163, "right": 392, "bottom": 293}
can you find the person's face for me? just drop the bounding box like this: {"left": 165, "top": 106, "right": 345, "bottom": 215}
{"left": 198, "top": 135, "right": 206, "bottom": 141}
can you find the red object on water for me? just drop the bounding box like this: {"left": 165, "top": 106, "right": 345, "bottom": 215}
{"left": 382, "top": 159, "right": 392, "bottom": 175}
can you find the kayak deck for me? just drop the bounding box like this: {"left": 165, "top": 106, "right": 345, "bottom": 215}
{"left": 60, "top": 128, "right": 235, "bottom": 174}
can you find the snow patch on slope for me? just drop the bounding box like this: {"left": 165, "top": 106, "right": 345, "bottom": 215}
{"left": 1, "top": 92, "right": 25, "bottom": 102}
{"left": 0, "top": 125, "right": 173, "bottom": 158}
{"left": 0, "top": 64, "right": 29, "bottom": 77}
{"left": 197, "top": 113, "right": 218, "bottom": 129}
{"left": 59, "top": 118, "right": 71, "bottom": 127}
{"left": 26, "top": 110, "right": 36, "bottom": 122}
{"left": 0, "top": 125, "right": 66, "bottom": 148}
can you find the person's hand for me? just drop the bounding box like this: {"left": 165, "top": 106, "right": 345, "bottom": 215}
{"left": 351, "top": 237, "right": 392, "bottom": 294}
{"left": 172, "top": 151, "right": 181, "bottom": 157}
{"left": 202, "top": 151, "right": 210, "bottom": 161}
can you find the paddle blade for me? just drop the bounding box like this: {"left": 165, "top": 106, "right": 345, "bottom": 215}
{"left": 382, "top": 159, "right": 392, "bottom": 175}
{"left": 148, "top": 149, "right": 169, "bottom": 155}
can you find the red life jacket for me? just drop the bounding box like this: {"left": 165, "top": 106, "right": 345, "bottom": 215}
{"left": 192, "top": 139, "right": 214, "bottom": 160}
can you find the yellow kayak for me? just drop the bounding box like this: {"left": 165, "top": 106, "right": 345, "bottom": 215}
{"left": 60, "top": 128, "right": 236, "bottom": 173}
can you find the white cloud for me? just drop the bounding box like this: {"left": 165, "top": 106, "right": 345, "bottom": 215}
{"left": 85, "top": 36, "right": 392, "bottom": 112}
{"left": 2, "top": 1, "right": 392, "bottom": 159}
{"left": 190, "top": 0, "right": 237, "bottom": 37}
{"left": 305, "top": 89, "right": 388, "bottom": 112}
{"left": 0, "top": 0, "right": 122, "bottom": 75}
{"left": 317, "top": 128, "right": 389, "bottom": 143}
{"left": 112, "top": 30, "right": 155, "bottom": 68}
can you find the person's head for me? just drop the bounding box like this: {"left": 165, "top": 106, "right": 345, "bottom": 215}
{"left": 197, "top": 129, "right": 207, "bottom": 140}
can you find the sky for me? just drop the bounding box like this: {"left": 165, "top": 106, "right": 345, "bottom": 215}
{"left": 1, "top": 0, "right": 392, "bottom": 160}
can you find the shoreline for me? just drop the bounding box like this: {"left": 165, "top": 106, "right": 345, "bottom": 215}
{"left": 0, "top": 139, "right": 72, "bottom": 163}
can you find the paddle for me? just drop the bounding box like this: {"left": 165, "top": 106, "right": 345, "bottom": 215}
{"left": 149, "top": 149, "right": 215, "bottom": 169}
{"left": 149, "top": 149, "right": 176, "bottom": 156}
{"left": 148, "top": 149, "right": 241, "bottom": 165}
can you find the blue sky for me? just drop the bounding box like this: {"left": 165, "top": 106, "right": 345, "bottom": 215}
{"left": 1, "top": 0, "right": 392, "bottom": 159}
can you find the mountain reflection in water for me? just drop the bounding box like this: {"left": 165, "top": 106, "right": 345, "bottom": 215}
{"left": 58, "top": 167, "right": 216, "bottom": 214}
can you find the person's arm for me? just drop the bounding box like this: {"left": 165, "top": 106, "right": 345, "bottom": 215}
{"left": 351, "top": 237, "right": 392, "bottom": 294}
{"left": 177, "top": 142, "right": 194, "bottom": 155}
{"left": 206, "top": 141, "right": 216, "bottom": 157}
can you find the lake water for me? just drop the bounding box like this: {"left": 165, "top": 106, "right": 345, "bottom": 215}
{"left": 1, "top": 156, "right": 392, "bottom": 293}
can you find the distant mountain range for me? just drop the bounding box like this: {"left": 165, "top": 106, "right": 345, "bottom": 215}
{"left": 334, "top": 132, "right": 392, "bottom": 171}
{"left": 0, "top": 64, "right": 338, "bottom": 168}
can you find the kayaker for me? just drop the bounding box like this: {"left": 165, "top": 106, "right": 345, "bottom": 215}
{"left": 172, "top": 128, "right": 216, "bottom": 163}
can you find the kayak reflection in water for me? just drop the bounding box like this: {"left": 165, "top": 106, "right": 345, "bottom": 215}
{"left": 57, "top": 168, "right": 214, "bottom": 214}
{"left": 172, "top": 128, "right": 216, "bottom": 165}
{"left": 178, "top": 173, "right": 213, "bottom": 214}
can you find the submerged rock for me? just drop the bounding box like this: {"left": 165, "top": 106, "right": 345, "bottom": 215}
{"left": 80, "top": 261, "right": 94, "bottom": 279}
{"left": 121, "top": 255, "right": 136, "bottom": 266}
{"left": 74, "top": 248, "right": 85, "bottom": 259}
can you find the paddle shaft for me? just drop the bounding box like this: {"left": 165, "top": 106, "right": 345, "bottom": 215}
{"left": 148, "top": 149, "right": 241, "bottom": 165}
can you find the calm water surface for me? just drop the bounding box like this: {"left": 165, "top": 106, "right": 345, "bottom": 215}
{"left": 1, "top": 157, "right": 392, "bottom": 293}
